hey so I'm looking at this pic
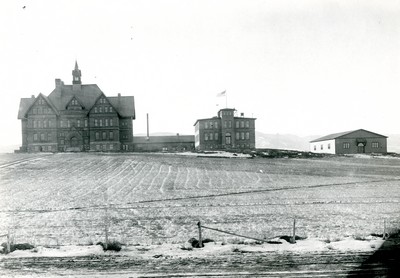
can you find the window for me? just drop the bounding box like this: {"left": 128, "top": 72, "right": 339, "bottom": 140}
{"left": 372, "top": 142, "right": 379, "bottom": 148}
{"left": 41, "top": 133, "right": 45, "bottom": 141}
{"left": 228, "top": 121, "right": 232, "bottom": 128}
{"left": 33, "top": 133, "right": 38, "bottom": 141}
{"left": 224, "top": 121, "right": 227, "bottom": 128}
{"left": 215, "top": 122, "right": 218, "bottom": 129}
{"left": 102, "top": 131, "right": 107, "bottom": 140}
{"left": 241, "top": 132, "right": 245, "bottom": 140}
{"left": 99, "top": 119, "right": 103, "bottom": 127}
{"left": 60, "top": 120, "right": 63, "bottom": 128}
{"left": 43, "top": 120, "right": 47, "bottom": 128}
{"left": 48, "top": 133, "right": 52, "bottom": 141}
{"left": 328, "top": 143, "right": 331, "bottom": 149}
{"left": 33, "top": 121, "right": 37, "bottom": 128}
{"left": 85, "top": 119, "right": 88, "bottom": 127}
{"left": 241, "top": 121, "right": 244, "bottom": 128}
{"left": 48, "top": 120, "right": 52, "bottom": 128}
{"left": 77, "top": 120, "right": 81, "bottom": 127}
{"left": 110, "top": 119, "right": 113, "bottom": 126}
{"left": 109, "top": 144, "right": 114, "bottom": 150}
{"left": 38, "top": 121, "right": 42, "bottom": 128}
{"left": 215, "top": 133, "right": 218, "bottom": 140}
{"left": 38, "top": 107, "right": 42, "bottom": 114}
{"left": 343, "top": 142, "right": 350, "bottom": 149}
{"left": 94, "top": 119, "right": 98, "bottom": 127}
{"left": 246, "top": 121, "right": 250, "bottom": 128}
{"left": 96, "top": 144, "right": 100, "bottom": 151}
{"left": 210, "top": 133, "right": 213, "bottom": 140}
{"left": 314, "top": 145, "right": 316, "bottom": 151}
{"left": 109, "top": 107, "right": 113, "bottom": 112}
{"left": 110, "top": 131, "right": 114, "bottom": 140}
{"left": 205, "top": 133, "right": 209, "bottom": 141}
{"left": 205, "top": 122, "right": 208, "bottom": 129}
{"left": 246, "top": 132, "right": 249, "bottom": 140}
{"left": 94, "top": 107, "right": 98, "bottom": 113}
{"left": 105, "top": 119, "right": 108, "bottom": 126}
{"left": 99, "top": 107, "right": 103, "bottom": 113}
{"left": 321, "top": 145, "right": 323, "bottom": 150}
{"left": 105, "top": 106, "right": 108, "bottom": 113}
{"left": 236, "top": 132, "right": 240, "bottom": 140}
{"left": 60, "top": 139, "right": 64, "bottom": 145}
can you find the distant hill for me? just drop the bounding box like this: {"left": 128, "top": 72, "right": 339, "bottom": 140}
{"left": 388, "top": 134, "right": 400, "bottom": 153}
{"left": 256, "top": 131, "right": 316, "bottom": 151}
{"left": 0, "top": 145, "right": 19, "bottom": 154}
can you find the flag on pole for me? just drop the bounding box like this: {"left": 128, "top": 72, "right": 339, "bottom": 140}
{"left": 216, "top": 90, "right": 226, "bottom": 97}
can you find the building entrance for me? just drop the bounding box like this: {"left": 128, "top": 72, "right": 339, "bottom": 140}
{"left": 357, "top": 143, "right": 365, "bottom": 153}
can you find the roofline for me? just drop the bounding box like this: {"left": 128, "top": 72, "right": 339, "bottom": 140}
{"left": 310, "top": 129, "right": 388, "bottom": 143}
{"left": 193, "top": 116, "right": 256, "bottom": 126}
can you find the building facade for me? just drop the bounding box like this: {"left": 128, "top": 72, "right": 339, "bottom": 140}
{"left": 310, "top": 129, "right": 388, "bottom": 154}
{"left": 133, "top": 135, "right": 195, "bottom": 152}
{"left": 17, "top": 62, "right": 135, "bottom": 152}
{"left": 194, "top": 108, "right": 256, "bottom": 150}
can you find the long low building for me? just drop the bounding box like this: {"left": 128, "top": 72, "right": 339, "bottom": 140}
{"left": 133, "top": 135, "right": 195, "bottom": 152}
{"left": 310, "top": 129, "right": 388, "bottom": 154}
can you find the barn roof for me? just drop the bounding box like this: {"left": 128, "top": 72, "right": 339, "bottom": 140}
{"left": 310, "top": 129, "right": 388, "bottom": 143}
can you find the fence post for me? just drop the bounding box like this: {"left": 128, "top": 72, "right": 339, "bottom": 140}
{"left": 104, "top": 188, "right": 109, "bottom": 250}
{"left": 6, "top": 230, "right": 11, "bottom": 254}
{"left": 197, "top": 221, "right": 203, "bottom": 248}
{"left": 383, "top": 219, "right": 387, "bottom": 240}
{"left": 290, "top": 218, "right": 296, "bottom": 244}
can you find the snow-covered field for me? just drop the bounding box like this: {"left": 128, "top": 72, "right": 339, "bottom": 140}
{"left": 0, "top": 152, "right": 399, "bottom": 249}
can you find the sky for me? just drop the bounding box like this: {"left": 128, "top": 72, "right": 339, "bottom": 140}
{"left": 1, "top": 0, "right": 400, "bottom": 147}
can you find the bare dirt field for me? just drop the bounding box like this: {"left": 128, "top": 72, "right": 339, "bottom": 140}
{"left": 0, "top": 152, "right": 399, "bottom": 276}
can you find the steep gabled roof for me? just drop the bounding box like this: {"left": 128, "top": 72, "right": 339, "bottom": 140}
{"left": 17, "top": 98, "right": 35, "bottom": 119}
{"left": 310, "top": 129, "right": 388, "bottom": 143}
{"left": 108, "top": 96, "right": 135, "bottom": 118}
{"left": 17, "top": 93, "right": 59, "bottom": 119}
{"left": 47, "top": 84, "right": 103, "bottom": 111}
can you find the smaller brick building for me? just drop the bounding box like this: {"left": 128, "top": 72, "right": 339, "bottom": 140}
{"left": 194, "top": 108, "right": 256, "bottom": 151}
{"left": 310, "top": 129, "right": 388, "bottom": 154}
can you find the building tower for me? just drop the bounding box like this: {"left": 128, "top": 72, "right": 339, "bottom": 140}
{"left": 72, "top": 61, "right": 82, "bottom": 84}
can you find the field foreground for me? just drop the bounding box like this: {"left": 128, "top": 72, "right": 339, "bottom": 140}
{"left": 0, "top": 152, "right": 400, "bottom": 276}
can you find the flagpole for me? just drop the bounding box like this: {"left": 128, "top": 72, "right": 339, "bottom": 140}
{"left": 225, "top": 91, "right": 228, "bottom": 108}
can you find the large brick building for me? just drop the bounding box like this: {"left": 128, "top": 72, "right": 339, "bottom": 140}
{"left": 17, "top": 62, "right": 135, "bottom": 152}
{"left": 310, "top": 129, "right": 388, "bottom": 154}
{"left": 194, "top": 108, "right": 256, "bottom": 150}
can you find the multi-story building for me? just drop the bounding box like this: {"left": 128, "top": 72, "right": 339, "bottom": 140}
{"left": 310, "top": 129, "right": 388, "bottom": 154}
{"left": 17, "top": 62, "right": 135, "bottom": 152}
{"left": 194, "top": 108, "right": 256, "bottom": 150}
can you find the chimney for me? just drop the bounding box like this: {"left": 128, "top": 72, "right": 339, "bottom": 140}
{"left": 55, "top": 79, "right": 63, "bottom": 94}
{"left": 55, "top": 79, "right": 62, "bottom": 87}
{"left": 31, "top": 95, "right": 35, "bottom": 99}
{"left": 240, "top": 112, "right": 244, "bottom": 117}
